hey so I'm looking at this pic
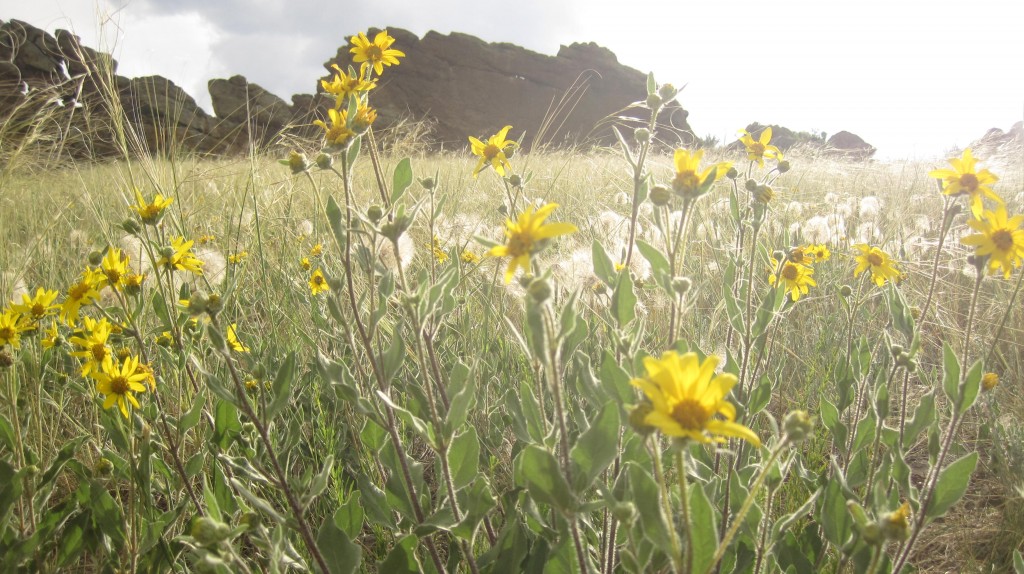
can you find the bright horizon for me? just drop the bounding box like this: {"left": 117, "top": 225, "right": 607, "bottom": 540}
{"left": 5, "top": 0, "right": 1023, "bottom": 160}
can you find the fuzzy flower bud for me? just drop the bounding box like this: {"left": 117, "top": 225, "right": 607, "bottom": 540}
{"left": 88, "top": 251, "right": 103, "bottom": 266}
{"left": 754, "top": 185, "right": 774, "bottom": 204}
{"left": 671, "top": 276, "right": 692, "bottom": 295}
{"left": 649, "top": 185, "right": 672, "bottom": 207}
{"left": 777, "top": 160, "right": 791, "bottom": 173}
{"left": 314, "top": 152, "right": 333, "bottom": 170}
{"left": 121, "top": 219, "right": 142, "bottom": 235}
{"left": 628, "top": 403, "right": 657, "bottom": 436}
{"left": 880, "top": 502, "right": 911, "bottom": 541}
{"left": 507, "top": 173, "right": 523, "bottom": 187}
{"left": 726, "top": 166, "right": 738, "bottom": 180}
{"left": 745, "top": 179, "right": 758, "bottom": 192}
{"left": 419, "top": 177, "right": 436, "bottom": 190}
{"left": 528, "top": 278, "right": 553, "bottom": 303}
{"left": 783, "top": 410, "right": 814, "bottom": 443}
{"left": 634, "top": 128, "right": 651, "bottom": 143}
{"left": 367, "top": 205, "right": 384, "bottom": 223}
{"left": 657, "top": 83, "right": 678, "bottom": 101}
{"left": 645, "top": 94, "right": 662, "bottom": 110}
{"left": 982, "top": 372, "right": 999, "bottom": 391}
{"left": 0, "top": 351, "right": 12, "bottom": 369}
{"left": 285, "top": 151, "right": 311, "bottom": 174}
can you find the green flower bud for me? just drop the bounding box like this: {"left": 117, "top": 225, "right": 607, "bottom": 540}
{"left": 783, "top": 410, "right": 814, "bottom": 443}
{"left": 88, "top": 251, "right": 103, "bottom": 266}
{"left": 839, "top": 285, "right": 853, "bottom": 298}
{"left": 745, "top": 179, "right": 758, "bottom": 192}
{"left": 880, "top": 502, "right": 911, "bottom": 541}
{"left": 657, "top": 83, "right": 678, "bottom": 101}
{"left": 528, "top": 278, "right": 552, "bottom": 303}
{"left": 241, "top": 511, "right": 262, "bottom": 530}
{"left": 314, "top": 152, "right": 333, "bottom": 170}
{"left": 285, "top": 151, "right": 311, "bottom": 174}
{"left": 634, "top": 128, "right": 651, "bottom": 143}
{"left": 649, "top": 185, "right": 672, "bottom": 207}
{"left": 186, "top": 292, "right": 209, "bottom": 316}
{"left": 754, "top": 185, "right": 774, "bottom": 204}
{"left": 419, "top": 177, "right": 436, "bottom": 190}
{"left": 645, "top": 94, "right": 662, "bottom": 110}
{"left": 121, "top": 219, "right": 142, "bottom": 235}
{"left": 777, "top": 160, "right": 791, "bottom": 173}
{"left": 612, "top": 501, "right": 637, "bottom": 524}
{"left": 0, "top": 351, "right": 13, "bottom": 369}
{"left": 191, "top": 516, "right": 230, "bottom": 546}
{"left": 726, "top": 167, "right": 738, "bottom": 180}
{"left": 671, "top": 276, "right": 692, "bottom": 295}
{"left": 628, "top": 403, "right": 657, "bottom": 436}
{"left": 205, "top": 293, "right": 223, "bottom": 317}
{"left": 507, "top": 173, "right": 523, "bottom": 187}
{"left": 890, "top": 344, "right": 904, "bottom": 357}
{"left": 367, "top": 205, "right": 383, "bottom": 223}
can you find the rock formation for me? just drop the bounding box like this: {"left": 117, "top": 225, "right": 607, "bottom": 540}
{"left": 731, "top": 122, "right": 875, "bottom": 159}
{"left": 1, "top": 18, "right": 692, "bottom": 160}
{"left": 825, "top": 131, "right": 876, "bottom": 159}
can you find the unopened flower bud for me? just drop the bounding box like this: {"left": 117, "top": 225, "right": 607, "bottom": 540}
{"left": 726, "top": 167, "right": 738, "bottom": 180}
{"left": 160, "top": 246, "right": 175, "bottom": 260}
{"left": 645, "top": 94, "right": 662, "bottom": 110}
{"left": 186, "top": 292, "right": 208, "bottom": 316}
{"left": 0, "top": 351, "right": 12, "bottom": 369}
{"left": 754, "top": 185, "right": 774, "bottom": 204}
{"left": 982, "top": 372, "right": 999, "bottom": 391}
{"left": 507, "top": 173, "right": 523, "bottom": 187}
{"left": 88, "top": 251, "right": 103, "bottom": 266}
{"left": 191, "top": 516, "right": 231, "bottom": 546}
{"left": 879, "top": 502, "right": 911, "bottom": 541}
{"left": 122, "top": 219, "right": 142, "bottom": 235}
{"left": 285, "top": 151, "right": 311, "bottom": 174}
{"left": 890, "top": 344, "right": 904, "bottom": 358}
{"left": 420, "top": 177, "right": 436, "bottom": 190}
{"left": 314, "top": 152, "right": 333, "bottom": 170}
{"left": 528, "top": 278, "right": 552, "bottom": 303}
{"left": 205, "top": 293, "right": 223, "bottom": 316}
{"left": 657, "top": 83, "right": 678, "bottom": 101}
{"left": 241, "top": 511, "right": 262, "bottom": 530}
{"left": 777, "top": 160, "right": 791, "bottom": 173}
{"left": 628, "top": 403, "right": 657, "bottom": 436}
{"left": 783, "top": 410, "right": 814, "bottom": 443}
{"left": 671, "top": 276, "right": 692, "bottom": 295}
{"left": 861, "top": 522, "right": 883, "bottom": 546}
{"left": 839, "top": 285, "right": 853, "bottom": 298}
{"left": 634, "top": 128, "right": 651, "bottom": 143}
{"left": 650, "top": 185, "right": 672, "bottom": 207}
{"left": 745, "top": 179, "right": 758, "bottom": 192}
{"left": 94, "top": 457, "right": 114, "bottom": 476}
{"left": 612, "top": 501, "right": 637, "bottom": 524}
{"left": 367, "top": 205, "right": 383, "bottom": 223}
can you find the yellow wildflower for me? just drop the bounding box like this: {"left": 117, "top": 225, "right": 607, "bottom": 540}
{"left": 227, "top": 323, "right": 249, "bottom": 353}
{"left": 469, "top": 125, "right": 518, "bottom": 178}
{"left": 130, "top": 188, "right": 173, "bottom": 225}
{"left": 961, "top": 207, "right": 1024, "bottom": 279}
{"left": 158, "top": 237, "right": 204, "bottom": 274}
{"left": 309, "top": 244, "right": 324, "bottom": 258}
{"left": 309, "top": 268, "right": 329, "bottom": 296}
{"left": 61, "top": 268, "right": 104, "bottom": 326}
{"left": 10, "top": 287, "right": 60, "bottom": 326}
{"left": 929, "top": 148, "right": 1001, "bottom": 219}
{"left": 769, "top": 259, "right": 816, "bottom": 301}
{"left": 631, "top": 351, "right": 760, "bottom": 447}
{"left": 69, "top": 317, "right": 114, "bottom": 378}
{"left": 460, "top": 250, "right": 481, "bottom": 265}
{"left": 229, "top": 251, "right": 248, "bottom": 265}
{"left": 853, "top": 244, "right": 901, "bottom": 287}
{"left": 738, "top": 127, "right": 781, "bottom": 167}
{"left": 487, "top": 203, "right": 577, "bottom": 284}
{"left": 349, "top": 30, "right": 406, "bottom": 76}
{"left": 314, "top": 108, "right": 356, "bottom": 149}
{"left": 0, "top": 310, "right": 24, "bottom": 349}
{"left": 982, "top": 372, "right": 999, "bottom": 391}
{"left": 100, "top": 248, "right": 130, "bottom": 290}
{"left": 671, "top": 148, "right": 730, "bottom": 198}
{"left": 94, "top": 355, "right": 149, "bottom": 419}
{"left": 320, "top": 64, "right": 376, "bottom": 108}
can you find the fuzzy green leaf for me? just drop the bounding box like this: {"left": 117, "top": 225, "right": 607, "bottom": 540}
{"left": 569, "top": 402, "right": 620, "bottom": 493}
{"left": 689, "top": 480, "right": 718, "bottom": 574}
{"left": 317, "top": 508, "right": 362, "bottom": 574}
{"left": 927, "top": 451, "right": 978, "bottom": 519}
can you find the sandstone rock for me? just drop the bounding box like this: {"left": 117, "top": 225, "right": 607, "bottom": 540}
{"left": 318, "top": 28, "right": 694, "bottom": 150}
{"left": 826, "top": 131, "right": 876, "bottom": 159}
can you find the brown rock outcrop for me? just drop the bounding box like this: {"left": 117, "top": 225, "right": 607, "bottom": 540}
{"left": 318, "top": 28, "right": 694, "bottom": 150}
{"left": 826, "top": 130, "right": 876, "bottom": 159}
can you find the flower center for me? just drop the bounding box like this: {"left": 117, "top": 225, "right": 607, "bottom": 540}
{"left": 958, "top": 173, "right": 979, "bottom": 192}
{"left": 673, "top": 171, "right": 700, "bottom": 193}
{"left": 507, "top": 233, "right": 533, "bottom": 257}
{"left": 484, "top": 144, "right": 501, "bottom": 160}
{"left": 749, "top": 142, "right": 765, "bottom": 156}
{"left": 31, "top": 303, "right": 45, "bottom": 317}
{"left": 69, "top": 282, "right": 91, "bottom": 300}
{"left": 0, "top": 326, "right": 14, "bottom": 341}
{"left": 109, "top": 375, "right": 130, "bottom": 395}
{"left": 992, "top": 229, "right": 1014, "bottom": 252}
{"left": 367, "top": 45, "right": 383, "bottom": 60}
{"left": 91, "top": 343, "right": 108, "bottom": 361}
{"left": 867, "top": 252, "right": 884, "bottom": 267}
{"left": 313, "top": 276, "right": 325, "bottom": 286}
{"left": 781, "top": 263, "right": 800, "bottom": 281}
{"left": 671, "top": 398, "right": 711, "bottom": 431}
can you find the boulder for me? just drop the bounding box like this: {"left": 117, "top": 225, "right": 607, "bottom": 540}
{"left": 826, "top": 130, "right": 876, "bottom": 159}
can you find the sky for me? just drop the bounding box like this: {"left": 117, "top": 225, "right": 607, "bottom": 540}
{"left": 5, "top": 0, "right": 1023, "bottom": 159}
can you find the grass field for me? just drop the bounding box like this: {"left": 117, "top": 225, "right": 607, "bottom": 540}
{"left": 1, "top": 31, "right": 1023, "bottom": 574}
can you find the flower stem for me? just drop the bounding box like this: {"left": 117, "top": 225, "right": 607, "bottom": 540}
{"left": 676, "top": 448, "right": 693, "bottom": 574}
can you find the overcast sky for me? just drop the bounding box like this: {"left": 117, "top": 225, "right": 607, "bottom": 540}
{"left": 5, "top": 0, "right": 1023, "bottom": 159}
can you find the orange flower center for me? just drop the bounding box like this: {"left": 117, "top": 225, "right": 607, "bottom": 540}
{"left": 958, "top": 173, "right": 979, "bottom": 192}
{"left": 0, "top": 326, "right": 14, "bottom": 341}
{"left": 109, "top": 375, "right": 130, "bottom": 395}
{"left": 507, "top": 234, "right": 533, "bottom": 257}
{"left": 68, "top": 282, "right": 91, "bottom": 300}
{"left": 367, "top": 45, "right": 383, "bottom": 60}
{"left": 671, "top": 398, "right": 711, "bottom": 431}
{"left": 781, "top": 263, "right": 800, "bottom": 281}
{"left": 91, "top": 343, "right": 108, "bottom": 361}
{"left": 867, "top": 252, "right": 884, "bottom": 267}
{"left": 30, "top": 303, "right": 46, "bottom": 317}
{"left": 749, "top": 142, "right": 765, "bottom": 156}
{"left": 992, "top": 229, "right": 1014, "bottom": 252}
{"left": 484, "top": 144, "right": 501, "bottom": 161}
{"left": 673, "top": 170, "right": 700, "bottom": 192}
{"left": 313, "top": 276, "right": 325, "bottom": 286}
{"left": 105, "top": 269, "right": 122, "bottom": 284}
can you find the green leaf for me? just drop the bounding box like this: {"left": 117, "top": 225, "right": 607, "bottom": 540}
{"left": 599, "top": 351, "right": 635, "bottom": 406}
{"left": 820, "top": 398, "right": 847, "bottom": 451}
{"left": 453, "top": 478, "right": 496, "bottom": 541}
{"left": 592, "top": 240, "right": 616, "bottom": 286}
{"left": 689, "top": 481, "right": 718, "bottom": 574}
{"left": 723, "top": 263, "right": 745, "bottom": 335}
{"left": 927, "top": 451, "right": 978, "bottom": 519}
{"left": 747, "top": 375, "right": 773, "bottom": 416}
{"left": 326, "top": 195, "right": 346, "bottom": 251}
{"left": 306, "top": 455, "right": 334, "bottom": 502}
{"left": 346, "top": 134, "right": 361, "bottom": 166}
{"left": 448, "top": 428, "right": 480, "bottom": 491}
{"left": 517, "top": 445, "right": 574, "bottom": 513}
{"left": 391, "top": 157, "right": 413, "bottom": 204}
{"left": 446, "top": 362, "right": 476, "bottom": 432}
{"left": 335, "top": 491, "right": 365, "bottom": 540}
{"left": 820, "top": 478, "right": 852, "bottom": 548}
{"left": 378, "top": 534, "right": 421, "bottom": 573}
{"left": 626, "top": 462, "right": 676, "bottom": 556}
{"left": 636, "top": 240, "right": 670, "bottom": 277}
{"left": 958, "top": 358, "right": 983, "bottom": 413}
{"left": 178, "top": 392, "right": 206, "bottom": 433}
{"left": 230, "top": 478, "right": 286, "bottom": 524}
{"left": 317, "top": 508, "right": 362, "bottom": 574}
{"left": 941, "top": 342, "right": 960, "bottom": 406}
{"left": 903, "top": 391, "right": 935, "bottom": 449}
{"left": 266, "top": 351, "right": 296, "bottom": 419}
{"left": 612, "top": 271, "right": 637, "bottom": 327}
{"left": 212, "top": 399, "right": 241, "bottom": 449}
{"left": 356, "top": 473, "right": 394, "bottom": 528}
{"left": 0, "top": 414, "right": 14, "bottom": 452}
{"left": 1013, "top": 549, "right": 1024, "bottom": 574}
{"left": 569, "top": 402, "right": 620, "bottom": 493}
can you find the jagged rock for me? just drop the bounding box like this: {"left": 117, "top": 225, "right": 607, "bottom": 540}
{"left": 318, "top": 28, "right": 694, "bottom": 149}
{"left": 735, "top": 122, "right": 827, "bottom": 152}
{"left": 826, "top": 131, "right": 875, "bottom": 159}
{"left": 970, "top": 121, "right": 1023, "bottom": 158}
